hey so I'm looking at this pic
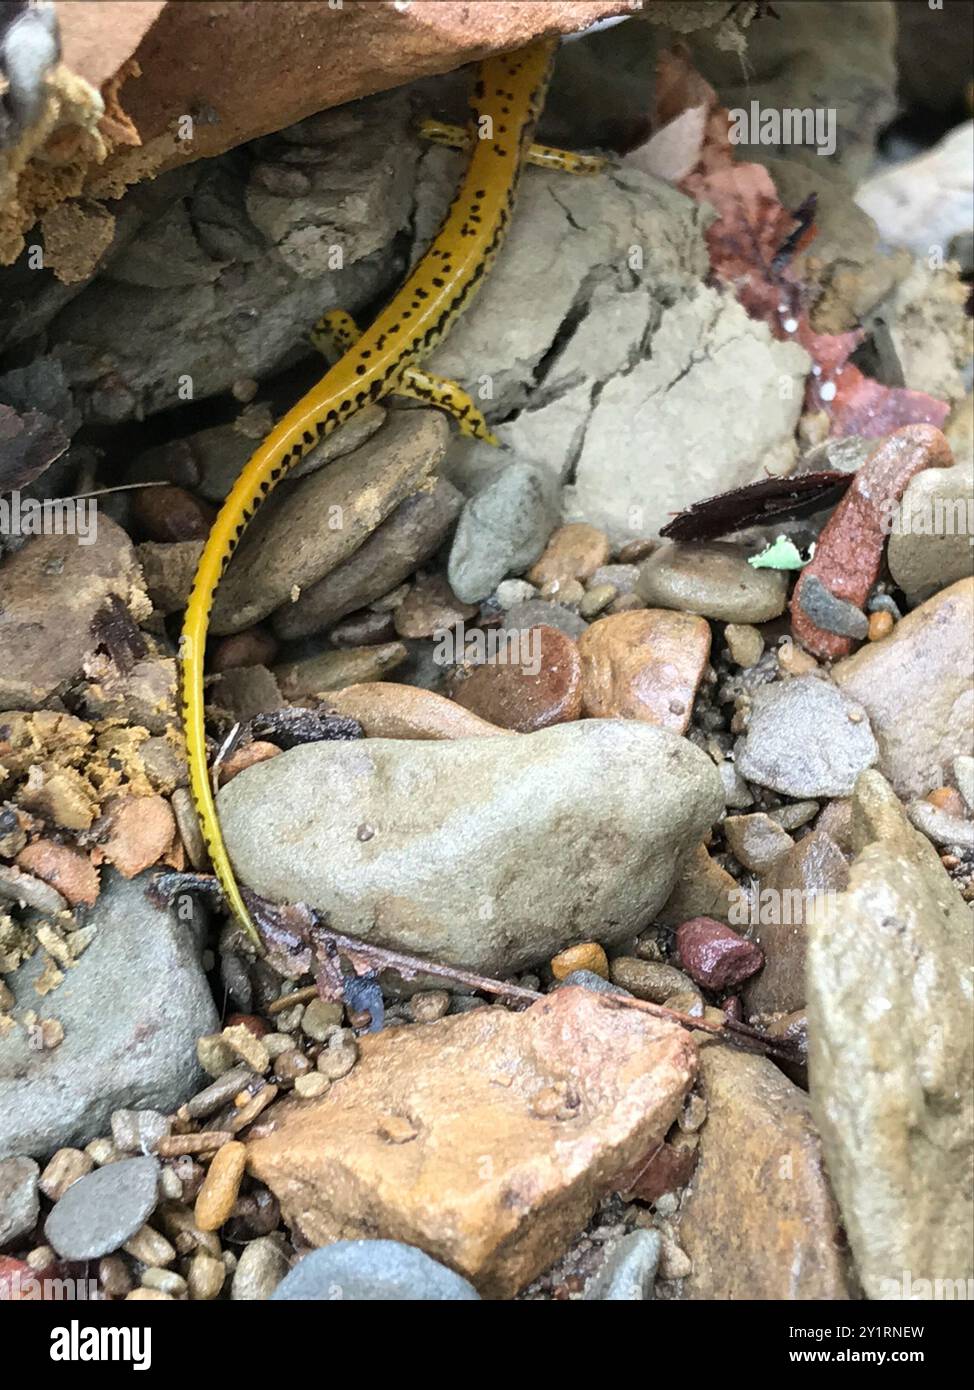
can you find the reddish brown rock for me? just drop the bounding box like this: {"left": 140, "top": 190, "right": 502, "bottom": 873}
{"left": 527, "top": 523, "right": 610, "bottom": 588}
{"left": 675, "top": 917, "right": 763, "bottom": 992}
{"left": 210, "top": 628, "right": 278, "bottom": 674}
{"left": 615, "top": 1135, "right": 698, "bottom": 1203}
{"left": 217, "top": 742, "right": 282, "bottom": 786}
{"left": 77, "top": 2, "right": 626, "bottom": 193}
{"left": 323, "top": 683, "right": 510, "bottom": 741}
{"left": 577, "top": 610, "right": 710, "bottom": 732}
{"left": 14, "top": 841, "right": 99, "bottom": 907}
{"left": 791, "top": 425, "right": 953, "bottom": 659}
{"left": 246, "top": 989, "right": 697, "bottom": 1298}
{"left": 671, "top": 1042, "right": 851, "bottom": 1299}
{"left": 451, "top": 625, "right": 581, "bottom": 733}
{"left": 131, "top": 485, "right": 214, "bottom": 543}
{"left": 96, "top": 795, "right": 178, "bottom": 878}
{"left": 392, "top": 575, "right": 478, "bottom": 640}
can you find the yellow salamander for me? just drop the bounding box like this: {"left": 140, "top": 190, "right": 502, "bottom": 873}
{"left": 181, "top": 38, "right": 601, "bottom": 947}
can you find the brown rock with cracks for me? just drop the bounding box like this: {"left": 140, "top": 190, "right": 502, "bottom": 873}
{"left": 451, "top": 625, "right": 581, "bottom": 733}
{"left": 246, "top": 989, "right": 697, "bottom": 1298}
{"left": 670, "top": 1041, "right": 851, "bottom": 1299}
{"left": 577, "top": 609, "right": 711, "bottom": 732}
{"left": 790, "top": 425, "right": 953, "bottom": 659}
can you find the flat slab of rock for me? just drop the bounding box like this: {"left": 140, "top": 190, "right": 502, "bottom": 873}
{"left": 273, "top": 479, "right": 463, "bottom": 639}
{"left": 636, "top": 541, "right": 789, "bottom": 624}
{"left": 832, "top": 578, "right": 973, "bottom": 798}
{"left": 671, "top": 1043, "right": 851, "bottom": 1300}
{"left": 218, "top": 720, "right": 724, "bottom": 975}
{"left": 211, "top": 411, "right": 448, "bottom": 634}
{"left": 807, "top": 774, "right": 973, "bottom": 1299}
{"left": 735, "top": 674, "right": 877, "bottom": 797}
{"left": 247, "top": 989, "right": 697, "bottom": 1298}
{"left": 0, "top": 873, "right": 217, "bottom": 1159}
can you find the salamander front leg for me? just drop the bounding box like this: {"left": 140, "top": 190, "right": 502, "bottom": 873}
{"left": 310, "top": 309, "right": 498, "bottom": 444}
{"left": 418, "top": 117, "right": 607, "bottom": 175}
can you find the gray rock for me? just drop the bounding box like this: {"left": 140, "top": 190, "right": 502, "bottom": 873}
{"left": 832, "top": 579, "right": 973, "bottom": 798}
{"left": 44, "top": 1157, "right": 160, "bottom": 1260}
{"left": 273, "top": 478, "right": 463, "bottom": 639}
{"left": 494, "top": 578, "right": 537, "bottom": 609}
{"left": 797, "top": 575, "right": 869, "bottom": 639}
{"left": 212, "top": 411, "right": 448, "bottom": 634}
{"left": 887, "top": 460, "right": 974, "bottom": 603}
{"left": 501, "top": 599, "right": 587, "bottom": 640}
{"left": 636, "top": 541, "right": 789, "bottom": 624}
{"left": 807, "top": 776, "right": 973, "bottom": 1300}
{"left": 585, "top": 1230, "right": 661, "bottom": 1300}
{"left": 48, "top": 93, "right": 419, "bottom": 420}
{"left": 568, "top": 291, "right": 808, "bottom": 541}
{"left": 448, "top": 463, "right": 558, "bottom": 604}
{"left": 271, "top": 1240, "right": 480, "bottom": 1301}
{"left": 0, "top": 1156, "right": 39, "bottom": 1248}
{"left": 218, "top": 720, "right": 725, "bottom": 976}
{"left": 735, "top": 675, "right": 877, "bottom": 797}
{"left": 906, "top": 799, "right": 974, "bottom": 851}
{"left": 553, "top": 970, "right": 629, "bottom": 998}
{"left": 0, "top": 873, "right": 217, "bottom": 1159}
{"left": 954, "top": 755, "right": 974, "bottom": 813}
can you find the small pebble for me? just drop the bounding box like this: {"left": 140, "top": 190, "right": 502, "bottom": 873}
{"left": 609, "top": 958, "right": 698, "bottom": 1006}
{"left": 274, "top": 1048, "right": 312, "bottom": 1081}
{"left": 45, "top": 1157, "right": 160, "bottom": 1261}
{"left": 111, "top": 1108, "right": 171, "bottom": 1155}
{"left": 578, "top": 583, "right": 617, "bottom": 619}
{"left": 867, "top": 610, "right": 894, "bottom": 641}
{"left": 126, "top": 1287, "right": 174, "bottom": 1301}
{"left": 550, "top": 942, "right": 609, "bottom": 980}
{"left": 294, "top": 1073, "right": 331, "bottom": 1099}
{"left": 220, "top": 1023, "right": 270, "bottom": 1074}
{"left": 185, "top": 1066, "right": 258, "bottom": 1119}
{"left": 926, "top": 786, "right": 966, "bottom": 818}
{"left": 724, "top": 623, "right": 765, "bottom": 668}
{"left": 231, "top": 1233, "right": 291, "bottom": 1301}
{"left": 584, "top": 1230, "right": 661, "bottom": 1300}
{"left": 0, "top": 1157, "right": 40, "bottom": 1248}
{"left": 123, "top": 1225, "right": 176, "bottom": 1268}
{"left": 300, "top": 997, "right": 345, "bottom": 1041}
{"left": 99, "top": 1254, "right": 133, "bottom": 1299}
{"left": 195, "top": 1141, "right": 248, "bottom": 1232}
{"left": 142, "top": 1267, "right": 187, "bottom": 1298}
{"left": 38, "top": 1148, "right": 93, "bottom": 1202}
{"left": 317, "top": 1030, "right": 359, "bottom": 1080}
{"left": 187, "top": 1250, "right": 226, "bottom": 1300}
{"left": 675, "top": 917, "right": 765, "bottom": 991}
{"left": 407, "top": 990, "right": 451, "bottom": 1023}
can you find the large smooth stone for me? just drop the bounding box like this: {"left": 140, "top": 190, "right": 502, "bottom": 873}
{"left": 218, "top": 720, "right": 724, "bottom": 974}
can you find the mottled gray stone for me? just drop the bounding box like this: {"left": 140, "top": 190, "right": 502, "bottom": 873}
{"left": 735, "top": 675, "right": 877, "bottom": 797}
{"left": 0, "top": 873, "right": 217, "bottom": 1159}
{"left": 45, "top": 1157, "right": 160, "bottom": 1260}
{"left": 0, "top": 1156, "right": 39, "bottom": 1248}
{"left": 271, "top": 1239, "right": 480, "bottom": 1301}
{"left": 448, "top": 463, "right": 558, "bottom": 603}
{"left": 636, "top": 541, "right": 789, "bottom": 624}
{"left": 585, "top": 1230, "right": 661, "bottom": 1300}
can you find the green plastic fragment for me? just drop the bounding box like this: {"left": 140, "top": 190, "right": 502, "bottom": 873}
{"left": 747, "top": 536, "right": 809, "bottom": 571}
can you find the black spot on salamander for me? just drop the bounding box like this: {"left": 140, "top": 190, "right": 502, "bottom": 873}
{"left": 340, "top": 400, "right": 352, "bottom": 411}
{"left": 431, "top": 277, "right": 444, "bottom": 288}
{"left": 355, "top": 364, "right": 367, "bottom": 376}
{"left": 303, "top": 430, "right": 314, "bottom": 445}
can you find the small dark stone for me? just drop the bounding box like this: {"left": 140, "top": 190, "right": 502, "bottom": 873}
{"left": 798, "top": 575, "right": 869, "bottom": 639}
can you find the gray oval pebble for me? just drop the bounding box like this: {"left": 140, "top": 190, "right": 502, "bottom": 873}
{"left": 270, "top": 1240, "right": 480, "bottom": 1301}
{"left": 585, "top": 1230, "right": 662, "bottom": 1300}
{"left": 45, "top": 1156, "right": 160, "bottom": 1260}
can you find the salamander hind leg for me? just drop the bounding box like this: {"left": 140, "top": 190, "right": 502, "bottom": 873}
{"left": 398, "top": 366, "right": 498, "bottom": 444}
{"left": 417, "top": 116, "right": 606, "bottom": 175}
{"left": 310, "top": 309, "right": 361, "bottom": 361}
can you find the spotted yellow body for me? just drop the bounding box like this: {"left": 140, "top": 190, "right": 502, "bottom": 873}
{"left": 181, "top": 39, "right": 593, "bottom": 946}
